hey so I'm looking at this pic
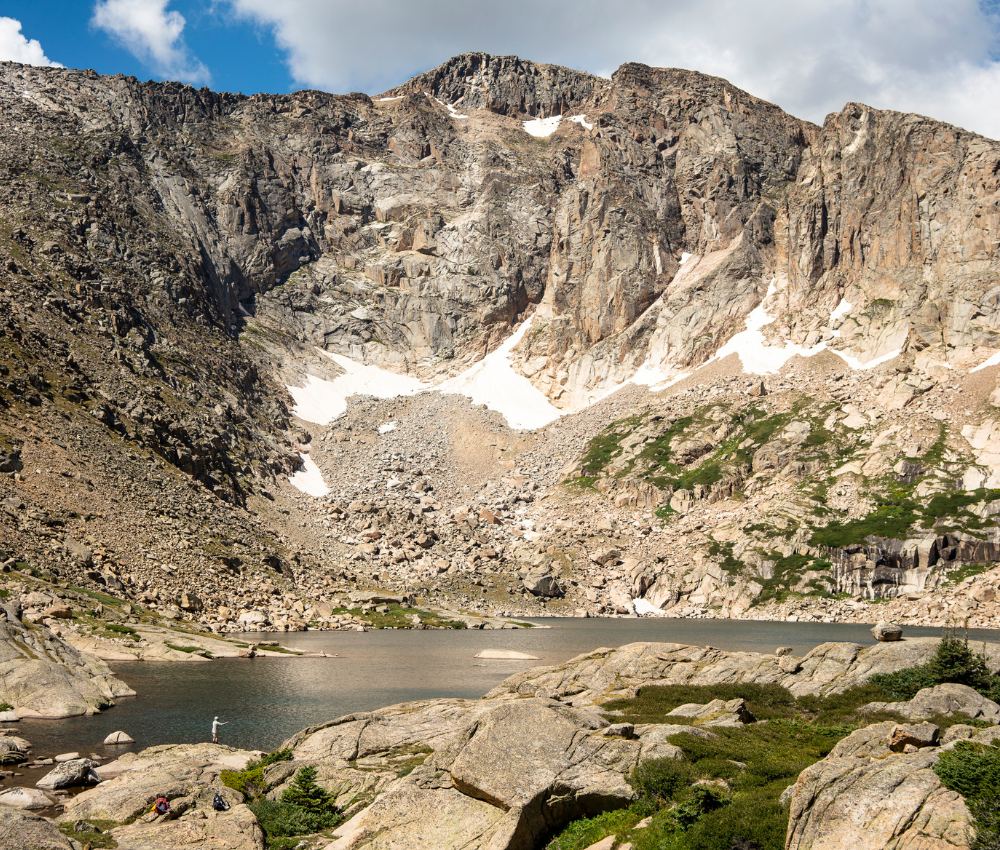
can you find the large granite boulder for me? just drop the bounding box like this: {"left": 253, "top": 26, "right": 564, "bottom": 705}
{"left": 36, "top": 758, "right": 99, "bottom": 790}
{"left": 522, "top": 567, "right": 562, "bottom": 598}
{"left": 0, "top": 808, "right": 74, "bottom": 849}
{"left": 862, "top": 683, "right": 1000, "bottom": 723}
{"left": 0, "top": 615, "right": 134, "bottom": 718}
{"left": 666, "top": 698, "right": 756, "bottom": 727}
{"left": 285, "top": 697, "right": 649, "bottom": 850}
{"left": 0, "top": 736, "right": 28, "bottom": 764}
{"left": 872, "top": 622, "right": 904, "bottom": 642}
{"left": 0, "top": 786, "right": 58, "bottom": 810}
{"left": 786, "top": 722, "right": 976, "bottom": 850}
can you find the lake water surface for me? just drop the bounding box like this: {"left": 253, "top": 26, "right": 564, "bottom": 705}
{"left": 12, "top": 618, "right": 1000, "bottom": 761}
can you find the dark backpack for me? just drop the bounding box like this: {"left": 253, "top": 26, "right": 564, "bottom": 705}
{"left": 154, "top": 798, "right": 170, "bottom": 815}
{"left": 212, "top": 791, "right": 230, "bottom": 811}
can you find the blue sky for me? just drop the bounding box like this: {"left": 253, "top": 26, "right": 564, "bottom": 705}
{"left": 5, "top": 1, "right": 1000, "bottom": 139}
{"left": 2, "top": 1, "right": 292, "bottom": 94}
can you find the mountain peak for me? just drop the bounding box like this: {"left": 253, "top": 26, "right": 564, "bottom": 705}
{"left": 384, "top": 52, "right": 606, "bottom": 117}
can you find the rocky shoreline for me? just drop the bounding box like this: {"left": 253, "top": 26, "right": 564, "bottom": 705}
{"left": 0, "top": 635, "right": 995, "bottom": 849}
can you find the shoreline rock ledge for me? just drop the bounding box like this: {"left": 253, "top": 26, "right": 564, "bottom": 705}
{"left": 0, "top": 602, "right": 134, "bottom": 718}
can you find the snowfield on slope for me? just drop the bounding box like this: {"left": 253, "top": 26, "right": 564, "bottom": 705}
{"left": 287, "top": 317, "right": 561, "bottom": 432}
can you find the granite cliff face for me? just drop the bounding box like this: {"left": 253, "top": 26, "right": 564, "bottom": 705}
{"left": 3, "top": 53, "right": 1000, "bottom": 629}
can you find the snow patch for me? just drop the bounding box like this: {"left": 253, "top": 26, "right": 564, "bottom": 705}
{"left": 523, "top": 115, "right": 562, "bottom": 137}
{"left": 429, "top": 94, "right": 468, "bottom": 118}
{"left": 711, "top": 280, "right": 817, "bottom": 373}
{"left": 972, "top": 351, "right": 1000, "bottom": 373}
{"left": 567, "top": 114, "right": 593, "bottom": 130}
{"left": 287, "top": 318, "right": 560, "bottom": 431}
{"left": 830, "top": 298, "right": 852, "bottom": 322}
{"left": 708, "top": 281, "right": 898, "bottom": 375}
{"left": 680, "top": 252, "right": 693, "bottom": 265}
{"left": 287, "top": 355, "right": 427, "bottom": 425}
{"left": 438, "top": 316, "right": 563, "bottom": 430}
{"left": 289, "top": 454, "right": 329, "bottom": 497}
{"left": 378, "top": 421, "right": 398, "bottom": 434}
{"left": 633, "top": 598, "right": 661, "bottom": 616}
{"left": 833, "top": 347, "right": 903, "bottom": 371}
{"left": 376, "top": 96, "right": 402, "bottom": 102}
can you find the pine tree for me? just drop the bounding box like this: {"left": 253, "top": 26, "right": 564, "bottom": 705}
{"left": 280, "top": 766, "right": 337, "bottom": 819}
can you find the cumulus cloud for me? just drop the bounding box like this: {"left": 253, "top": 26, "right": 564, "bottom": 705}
{"left": 225, "top": 0, "right": 1000, "bottom": 138}
{"left": 92, "top": 0, "right": 209, "bottom": 84}
{"left": 0, "top": 17, "right": 62, "bottom": 67}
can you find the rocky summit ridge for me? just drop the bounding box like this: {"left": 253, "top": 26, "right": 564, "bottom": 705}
{"left": 2, "top": 52, "right": 1000, "bottom": 634}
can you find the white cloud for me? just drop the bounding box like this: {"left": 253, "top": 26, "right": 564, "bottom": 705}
{"left": 92, "top": 0, "right": 210, "bottom": 84}
{"left": 0, "top": 17, "right": 62, "bottom": 67}
{"left": 224, "top": 0, "right": 1000, "bottom": 139}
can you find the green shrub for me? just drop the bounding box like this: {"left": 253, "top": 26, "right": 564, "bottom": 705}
{"left": 630, "top": 758, "right": 697, "bottom": 802}
{"left": 669, "top": 786, "right": 728, "bottom": 831}
{"left": 968, "top": 793, "right": 1000, "bottom": 850}
{"left": 545, "top": 804, "right": 649, "bottom": 850}
{"left": 934, "top": 742, "right": 1000, "bottom": 801}
{"left": 221, "top": 748, "right": 293, "bottom": 801}
{"left": 870, "top": 633, "right": 1000, "bottom": 702}
{"left": 934, "top": 742, "right": 1000, "bottom": 850}
{"left": 249, "top": 799, "right": 326, "bottom": 844}
{"left": 0, "top": 702, "right": 12, "bottom": 711}
{"left": 247, "top": 766, "right": 341, "bottom": 848}
{"left": 676, "top": 793, "right": 789, "bottom": 850}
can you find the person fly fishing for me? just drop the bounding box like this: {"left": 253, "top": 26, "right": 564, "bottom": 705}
{"left": 212, "top": 715, "right": 229, "bottom": 743}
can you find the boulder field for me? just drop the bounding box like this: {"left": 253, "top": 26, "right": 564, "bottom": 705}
{"left": 4, "top": 638, "right": 993, "bottom": 849}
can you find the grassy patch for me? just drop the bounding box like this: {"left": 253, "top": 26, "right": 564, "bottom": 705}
{"left": 579, "top": 415, "right": 647, "bottom": 476}
{"left": 389, "top": 744, "right": 433, "bottom": 778}
{"left": 103, "top": 622, "right": 136, "bottom": 634}
{"left": 809, "top": 492, "right": 920, "bottom": 547}
{"left": 546, "top": 803, "right": 653, "bottom": 850}
{"left": 68, "top": 585, "right": 124, "bottom": 607}
{"left": 165, "top": 643, "right": 213, "bottom": 657}
{"left": 59, "top": 821, "right": 119, "bottom": 849}
{"left": 564, "top": 666, "right": 951, "bottom": 850}
{"left": 755, "top": 554, "right": 833, "bottom": 605}
{"left": 331, "top": 603, "right": 466, "bottom": 629}
{"left": 707, "top": 541, "right": 744, "bottom": 575}
{"left": 604, "top": 682, "right": 799, "bottom": 724}
{"left": 946, "top": 563, "right": 991, "bottom": 584}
